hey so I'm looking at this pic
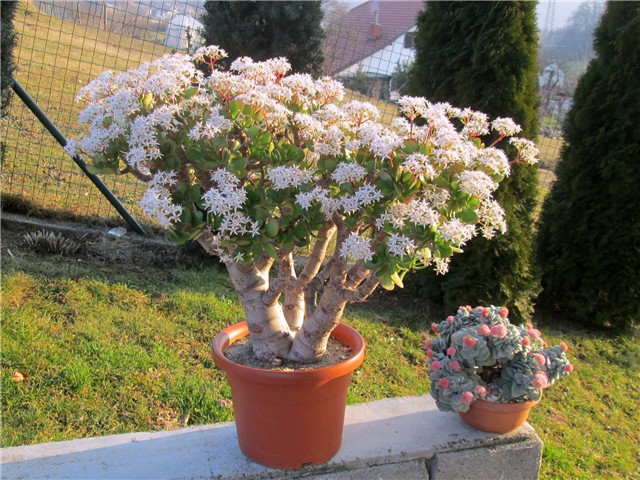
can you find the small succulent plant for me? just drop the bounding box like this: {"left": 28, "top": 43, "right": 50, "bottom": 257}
{"left": 424, "top": 305, "right": 573, "bottom": 413}
{"left": 22, "top": 230, "right": 81, "bottom": 256}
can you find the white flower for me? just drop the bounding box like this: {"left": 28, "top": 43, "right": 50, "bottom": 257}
{"left": 510, "top": 137, "right": 540, "bottom": 164}
{"left": 64, "top": 139, "right": 78, "bottom": 157}
{"left": 203, "top": 169, "right": 247, "bottom": 216}
{"left": 478, "top": 199, "right": 507, "bottom": 239}
{"left": 439, "top": 218, "right": 476, "bottom": 246}
{"left": 407, "top": 199, "right": 440, "bottom": 227}
{"left": 267, "top": 166, "right": 315, "bottom": 189}
{"left": 343, "top": 101, "right": 381, "bottom": 125}
{"left": 340, "top": 232, "right": 373, "bottom": 262}
{"left": 370, "top": 131, "right": 402, "bottom": 159}
{"left": 314, "top": 76, "right": 345, "bottom": 104}
{"left": 434, "top": 257, "right": 450, "bottom": 275}
{"left": 192, "top": 45, "right": 227, "bottom": 63}
{"left": 398, "top": 96, "right": 428, "bottom": 121}
{"left": 476, "top": 147, "right": 511, "bottom": 176}
{"left": 459, "top": 109, "right": 489, "bottom": 137}
{"left": 387, "top": 233, "right": 417, "bottom": 257}
{"left": 139, "top": 173, "right": 182, "bottom": 228}
{"left": 491, "top": 117, "right": 522, "bottom": 137}
{"left": 459, "top": 171, "right": 498, "bottom": 199}
{"left": 400, "top": 153, "right": 436, "bottom": 179}
{"left": 332, "top": 162, "right": 367, "bottom": 183}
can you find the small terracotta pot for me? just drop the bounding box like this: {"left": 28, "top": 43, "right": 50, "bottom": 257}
{"left": 211, "top": 321, "right": 366, "bottom": 469}
{"left": 457, "top": 398, "right": 540, "bottom": 434}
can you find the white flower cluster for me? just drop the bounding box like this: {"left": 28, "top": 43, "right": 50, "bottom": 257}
{"left": 267, "top": 166, "right": 315, "bottom": 189}
{"left": 492, "top": 117, "right": 522, "bottom": 137}
{"left": 295, "top": 184, "right": 383, "bottom": 218}
{"left": 70, "top": 46, "right": 538, "bottom": 274}
{"left": 139, "top": 171, "right": 182, "bottom": 228}
{"left": 510, "top": 137, "right": 540, "bottom": 164}
{"left": 331, "top": 162, "right": 367, "bottom": 183}
{"left": 340, "top": 232, "right": 373, "bottom": 262}
{"left": 202, "top": 169, "right": 259, "bottom": 237}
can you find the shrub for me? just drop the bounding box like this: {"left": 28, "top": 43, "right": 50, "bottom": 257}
{"left": 201, "top": 1, "right": 324, "bottom": 77}
{"left": 536, "top": 3, "right": 640, "bottom": 330}
{"left": 407, "top": 1, "right": 540, "bottom": 321}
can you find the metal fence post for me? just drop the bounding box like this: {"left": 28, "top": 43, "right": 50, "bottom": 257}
{"left": 10, "top": 77, "right": 146, "bottom": 236}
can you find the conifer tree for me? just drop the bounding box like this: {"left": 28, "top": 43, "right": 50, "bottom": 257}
{"left": 1, "top": 1, "right": 19, "bottom": 114}
{"left": 408, "top": 1, "right": 540, "bottom": 320}
{"left": 536, "top": 2, "right": 640, "bottom": 329}
{"left": 201, "top": 1, "right": 324, "bottom": 76}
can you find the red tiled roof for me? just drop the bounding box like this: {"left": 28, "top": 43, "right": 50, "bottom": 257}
{"left": 324, "top": 1, "right": 424, "bottom": 76}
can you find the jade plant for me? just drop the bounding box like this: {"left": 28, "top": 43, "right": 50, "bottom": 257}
{"left": 67, "top": 46, "right": 538, "bottom": 363}
{"left": 424, "top": 306, "right": 574, "bottom": 412}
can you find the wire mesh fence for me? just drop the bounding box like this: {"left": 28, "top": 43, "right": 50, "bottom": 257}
{"left": 1, "top": 0, "right": 565, "bottom": 229}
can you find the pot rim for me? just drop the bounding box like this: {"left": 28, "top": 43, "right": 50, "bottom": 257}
{"left": 468, "top": 397, "right": 541, "bottom": 412}
{"left": 211, "top": 321, "right": 366, "bottom": 384}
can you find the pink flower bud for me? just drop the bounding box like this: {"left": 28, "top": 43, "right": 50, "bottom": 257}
{"left": 490, "top": 324, "right": 508, "bottom": 339}
{"left": 481, "top": 308, "right": 490, "bottom": 318}
{"left": 561, "top": 342, "right": 569, "bottom": 353}
{"left": 463, "top": 335, "right": 477, "bottom": 347}
{"left": 447, "top": 346, "right": 457, "bottom": 356}
{"left": 430, "top": 360, "right": 442, "bottom": 371}
{"left": 460, "top": 391, "right": 474, "bottom": 405}
{"left": 522, "top": 336, "right": 531, "bottom": 347}
{"left": 498, "top": 307, "right": 509, "bottom": 318}
{"left": 565, "top": 363, "right": 574, "bottom": 372}
{"left": 431, "top": 322, "right": 439, "bottom": 334}
{"left": 533, "top": 353, "right": 546, "bottom": 366}
{"left": 475, "top": 385, "right": 487, "bottom": 397}
{"left": 438, "top": 378, "right": 450, "bottom": 389}
{"left": 532, "top": 372, "right": 549, "bottom": 389}
{"left": 446, "top": 315, "right": 455, "bottom": 323}
{"left": 426, "top": 348, "right": 434, "bottom": 359}
{"left": 527, "top": 328, "right": 542, "bottom": 341}
{"left": 449, "top": 360, "right": 461, "bottom": 372}
{"left": 478, "top": 325, "right": 491, "bottom": 336}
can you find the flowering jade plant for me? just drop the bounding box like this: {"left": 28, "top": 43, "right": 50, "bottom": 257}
{"left": 67, "top": 46, "right": 539, "bottom": 363}
{"left": 424, "top": 306, "right": 574, "bottom": 413}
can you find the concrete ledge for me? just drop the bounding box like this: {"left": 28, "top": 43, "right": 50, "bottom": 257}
{"left": 1, "top": 396, "right": 542, "bottom": 479}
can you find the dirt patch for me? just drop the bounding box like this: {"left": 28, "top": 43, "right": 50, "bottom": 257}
{"left": 1, "top": 212, "right": 219, "bottom": 271}
{"left": 225, "top": 337, "right": 352, "bottom": 371}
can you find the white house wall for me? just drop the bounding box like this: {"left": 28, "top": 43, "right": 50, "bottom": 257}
{"left": 337, "top": 31, "right": 416, "bottom": 78}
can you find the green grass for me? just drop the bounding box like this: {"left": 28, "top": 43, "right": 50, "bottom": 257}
{"left": 0, "top": 235, "right": 428, "bottom": 446}
{"left": 1, "top": 1, "right": 170, "bottom": 221}
{"left": 1, "top": 228, "right": 639, "bottom": 479}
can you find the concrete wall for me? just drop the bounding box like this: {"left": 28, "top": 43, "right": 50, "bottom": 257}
{"left": 1, "top": 395, "right": 543, "bottom": 479}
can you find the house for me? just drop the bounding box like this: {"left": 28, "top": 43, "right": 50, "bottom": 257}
{"left": 324, "top": 1, "right": 423, "bottom": 100}
{"left": 165, "top": 14, "right": 204, "bottom": 51}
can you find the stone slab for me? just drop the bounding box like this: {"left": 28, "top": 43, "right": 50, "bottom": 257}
{"left": 0, "top": 395, "right": 542, "bottom": 480}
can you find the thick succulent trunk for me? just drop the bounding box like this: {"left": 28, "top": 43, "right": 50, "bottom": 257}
{"left": 224, "top": 261, "right": 293, "bottom": 361}
{"left": 287, "top": 282, "right": 347, "bottom": 362}
{"left": 198, "top": 224, "right": 375, "bottom": 364}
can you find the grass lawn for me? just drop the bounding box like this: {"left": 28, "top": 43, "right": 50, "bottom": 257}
{"left": 1, "top": 225, "right": 639, "bottom": 479}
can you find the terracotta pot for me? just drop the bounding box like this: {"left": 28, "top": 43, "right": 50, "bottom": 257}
{"left": 457, "top": 398, "right": 540, "bottom": 434}
{"left": 211, "top": 321, "right": 366, "bottom": 469}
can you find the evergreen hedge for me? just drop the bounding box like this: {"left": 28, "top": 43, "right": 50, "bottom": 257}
{"left": 1, "top": 1, "right": 19, "bottom": 115}
{"left": 536, "top": 3, "right": 640, "bottom": 330}
{"left": 407, "top": 1, "right": 540, "bottom": 321}
{"left": 201, "top": 1, "right": 324, "bottom": 77}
